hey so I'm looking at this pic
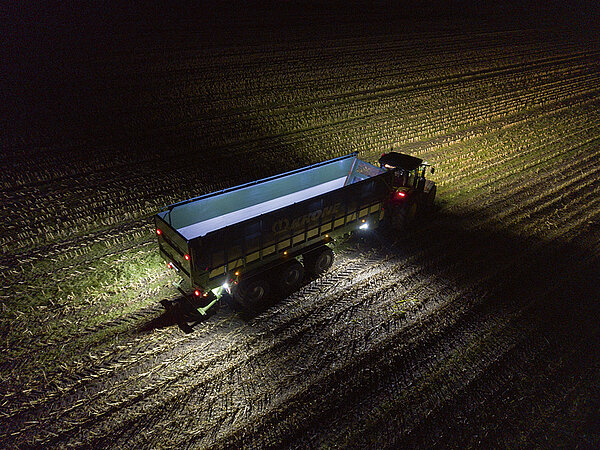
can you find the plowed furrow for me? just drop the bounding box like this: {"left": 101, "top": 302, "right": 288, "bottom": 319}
{"left": 28, "top": 195, "right": 592, "bottom": 448}
{"left": 209, "top": 204, "right": 598, "bottom": 448}
{"left": 5, "top": 143, "right": 591, "bottom": 441}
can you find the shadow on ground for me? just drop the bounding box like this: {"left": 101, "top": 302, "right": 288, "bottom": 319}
{"left": 138, "top": 205, "right": 600, "bottom": 337}
{"left": 292, "top": 207, "right": 600, "bottom": 448}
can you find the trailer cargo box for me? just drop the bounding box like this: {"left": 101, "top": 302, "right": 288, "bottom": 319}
{"left": 154, "top": 152, "right": 394, "bottom": 311}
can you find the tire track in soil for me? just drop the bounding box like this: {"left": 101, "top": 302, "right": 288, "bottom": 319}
{"left": 2, "top": 250, "right": 422, "bottom": 442}
{"left": 2, "top": 160, "right": 576, "bottom": 388}
{"left": 4, "top": 96, "right": 592, "bottom": 370}
{"left": 348, "top": 236, "right": 600, "bottom": 448}
{"left": 7, "top": 218, "right": 596, "bottom": 446}
{"left": 0, "top": 254, "right": 377, "bottom": 433}
{"left": 27, "top": 185, "right": 592, "bottom": 446}
{"left": 5, "top": 89, "right": 600, "bottom": 444}
{"left": 205, "top": 186, "right": 596, "bottom": 446}
{"left": 3, "top": 22, "right": 598, "bottom": 448}
{"left": 3, "top": 130, "right": 596, "bottom": 446}
{"left": 208, "top": 206, "right": 599, "bottom": 449}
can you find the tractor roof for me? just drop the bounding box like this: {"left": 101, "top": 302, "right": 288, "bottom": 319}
{"left": 379, "top": 152, "right": 423, "bottom": 171}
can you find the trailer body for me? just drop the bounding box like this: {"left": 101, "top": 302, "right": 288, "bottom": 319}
{"left": 154, "top": 153, "right": 393, "bottom": 311}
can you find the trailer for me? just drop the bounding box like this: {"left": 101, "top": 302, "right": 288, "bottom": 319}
{"left": 154, "top": 151, "right": 435, "bottom": 317}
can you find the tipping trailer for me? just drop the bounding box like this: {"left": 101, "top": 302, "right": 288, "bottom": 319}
{"left": 154, "top": 151, "right": 435, "bottom": 316}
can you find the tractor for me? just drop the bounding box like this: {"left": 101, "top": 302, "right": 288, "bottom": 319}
{"left": 379, "top": 152, "right": 436, "bottom": 229}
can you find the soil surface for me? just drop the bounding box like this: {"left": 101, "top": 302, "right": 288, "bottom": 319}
{"left": 2, "top": 4, "right": 599, "bottom": 448}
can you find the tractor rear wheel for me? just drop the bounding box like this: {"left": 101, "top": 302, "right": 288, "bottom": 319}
{"left": 426, "top": 185, "right": 436, "bottom": 208}
{"left": 391, "top": 202, "right": 417, "bottom": 229}
{"left": 304, "top": 246, "right": 334, "bottom": 276}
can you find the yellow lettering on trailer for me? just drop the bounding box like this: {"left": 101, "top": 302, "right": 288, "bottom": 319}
{"left": 272, "top": 203, "right": 342, "bottom": 234}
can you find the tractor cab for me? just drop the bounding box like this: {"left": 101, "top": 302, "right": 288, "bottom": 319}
{"left": 378, "top": 152, "right": 433, "bottom": 191}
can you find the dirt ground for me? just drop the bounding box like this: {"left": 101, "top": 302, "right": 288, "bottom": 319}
{"left": 2, "top": 4, "right": 600, "bottom": 448}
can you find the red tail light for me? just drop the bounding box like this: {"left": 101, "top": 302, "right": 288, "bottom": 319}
{"left": 396, "top": 191, "right": 406, "bottom": 198}
{"left": 194, "top": 290, "right": 201, "bottom": 296}
{"left": 167, "top": 262, "right": 172, "bottom": 269}
{"left": 184, "top": 254, "right": 190, "bottom": 260}
{"left": 156, "top": 228, "right": 162, "bottom": 235}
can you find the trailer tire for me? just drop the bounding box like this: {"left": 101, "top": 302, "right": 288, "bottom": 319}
{"left": 304, "top": 246, "right": 334, "bottom": 276}
{"left": 277, "top": 260, "right": 305, "bottom": 294}
{"left": 235, "top": 277, "right": 271, "bottom": 309}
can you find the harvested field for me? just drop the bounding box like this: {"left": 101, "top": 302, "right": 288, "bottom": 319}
{"left": 2, "top": 4, "right": 600, "bottom": 448}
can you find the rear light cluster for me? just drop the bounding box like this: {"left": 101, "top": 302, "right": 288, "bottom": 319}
{"left": 156, "top": 228, "right": 162, "bottom": 235}
{"left": 396, "top": 191, "right": 406, "bottom": 198}
{"left": 194, "top": 290, "right": 208, "bottom": 297}
{"left": 184, "top": 254, "right": 190, "bottom": 260}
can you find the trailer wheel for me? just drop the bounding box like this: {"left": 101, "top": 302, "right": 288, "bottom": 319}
{"left": 304, "top": 246, "right": 334, "bottom": 276}
{"left": 277, "top": 260, "right": 305, "bottom": 294}
{"left": 235, "top": 277, "right": 271, "bottom": 309}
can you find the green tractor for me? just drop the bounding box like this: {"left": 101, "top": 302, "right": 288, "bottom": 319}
{"left": 379, "top": 152, "right": 436, "bottom": 229}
